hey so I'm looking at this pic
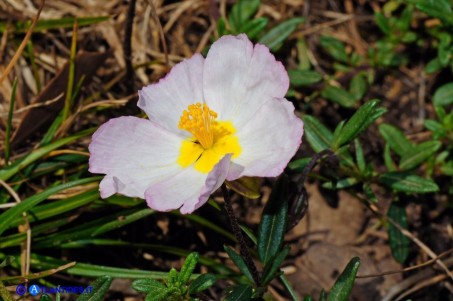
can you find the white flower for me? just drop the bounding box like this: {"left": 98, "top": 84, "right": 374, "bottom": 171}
{"left": 89, "top": 34, "right": 304, "bottom": 214}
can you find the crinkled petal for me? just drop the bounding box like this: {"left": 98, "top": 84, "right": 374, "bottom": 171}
{"left": 203, "top": 34, "right": 289, "bottom": 128}
{"left": 227, "top": 98, "right": 303, "bottom": 180}
{"left": 138, "top": 54, "right": 205, "bottom": 136}
{"left": 145, "top": 154, "right": 232, "bottom": 214}
{"left": 89, "top": 116, "right": 182, "bottom": 198}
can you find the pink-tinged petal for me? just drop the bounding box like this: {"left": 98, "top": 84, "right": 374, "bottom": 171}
{"left": 138, "top": 54, "right": 205, "bottom": 136}
{"left": 145, "top": 154, "right": 232, "bottom": 214}
{"left": 89, "top": 116, "right": 182, "bottom": 198}
{"left": 227, "top": 98, "right": 303, "bottom": 180}
{"left": 203, "top": 34, "right": 289, "bottom": 127}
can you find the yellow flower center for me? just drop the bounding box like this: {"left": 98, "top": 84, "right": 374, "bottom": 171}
{"left": 177, "top": 102, "right": 241, "bottom": 173}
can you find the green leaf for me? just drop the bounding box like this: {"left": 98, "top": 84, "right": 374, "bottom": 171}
{"left": 303, "top": 115, "right": 333, "bottom": 152}
{"left": 259, "top": 17, "right": 304, "bottom": 51}
{"left": 380, "top": 172, "right": 439, "bottom": 193}
{"left": 225, "top": 284, "right": 253, "bottom": 301}
{"left": 321, "top": 86, "right": 356, "bottom": 107}
{"left": 0, "top": 177, "right": 99, "bottom": 236}
{"left": 76, "top": 275, "right": 112, "bottom": 301}
{"left": 375, "top": 12, "right": 390, "bottom": 34}
{"left": 223, "top": 246, "right": 255, "bottom": 284}
{"left": 433, "top": 82, "right": 453, "bottom": 106}
{"left": 288, "top": 69, "right": 322, "bottom": 86}
{"left": 188, "top": 274, "right": 216, "bottom": 294}
{"left": 258, "top": 176, "right": 288, "bottom": 264}
{"left": 0, "top": 129, "right": 94, "bottom": 182}
{"left": 288, "top": 157, "right": 311, "bottom": 173}
{"left": 438, "top": 33, "right": 451, "bottom": 66}
{"left": 387, "top": 202, "right": 409, "bottom": 263}
{"left": 349, "top": 73, "right": 367, "bottom": 101}
{"left": 91, "top": 208, "right": 154, "bottom": 236}
{"left": 261, "top": 246, "right": 290, "bottom": 285}
{"left": 229, "top": 0, "right": 260, "bottom": 32}
{"left": 333, "top": 99, "right": 380, "bottom": 148}
{"left": 132, "top": 279, "right": 166, "bottom": 294}
{"left": 304, "top": 296, "right": 313, "bottom": 301}
{"left": 378, "top": 124, "right": 413, "bottom": 156}
{"left": 239, "top": 18, "right": 268, "bottom": 39}
{"left": 179, "top": 252, "right": 199, "bottom": 285}
{"left": 320, "top": 36, "right": 349, "bottom": 63}
{"left": 425, "top": 57, "right": 443, "bottom": 74}
{"left": 145, "top": 287, "right": 179, "bottom": 301}
{"left": 327, "top": 257, "right": 360, "bottom": 301}
{"left": 399, "top": 141, "right": 441, "bottom": 170}
{"left": 354, "top": 139, "right": 366, "bottom": 173}
{"left": 296, "top": 39, "right": 311, "bottom": 70}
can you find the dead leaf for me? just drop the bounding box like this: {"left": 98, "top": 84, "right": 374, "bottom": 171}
{"left": 11, "top": 51, "right": 110, "bottom": 149}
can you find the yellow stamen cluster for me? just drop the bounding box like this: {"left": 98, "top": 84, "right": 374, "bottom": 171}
{"left": 178, "top": 103, "right": 218, "bottom": 149}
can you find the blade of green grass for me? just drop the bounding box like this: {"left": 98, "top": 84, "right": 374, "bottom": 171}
{"left": 0, "top": 177, "right": 100, "bottom": 236}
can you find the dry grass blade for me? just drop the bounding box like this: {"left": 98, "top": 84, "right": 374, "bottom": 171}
{"left": 0, "top": 0, "right": 44, "bottom": 85}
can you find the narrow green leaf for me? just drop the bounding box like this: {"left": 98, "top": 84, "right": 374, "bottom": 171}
{"left": 188, "top": 274, "right": 216, "bottom": 294}
{"left": 327, "top": 257, "right": 360, "bottom": 301}
{"left": 239, "top": 18, "right": 268, "bottom": 39}
{"left": 288, "top": 69, "right": 322, "bottom": 86}
{"left": 378, "top": 124, "right": 413, "bottom": 156}
{"left": 333, "top": 99, "right": 380, "bottom": 148}
{"left": 132, "top": 279, "right": 166, "bottom": 294}
{"left": 145, "top": 287, "right": 178, "bottom": 301}
{"left": 349, "top": 73, "right": 367, "bottom": 101}
{"left": 0, "top": 129, "right": 95, "bottom": 181}
{"left": 387, "top": 202, "right": 409, "bottom": 263}
{"left": 179, "top": 252, "right": 199, "bottom": 285}
{"left": 383, "top": 144, "right": 397, "bottom": 171}
{"left": 288, "top": 157, "right": 311, "bottom": 173}
{"left": 354, "top": 139, "right": 366, "bottom": 173}
{"left": 259, "top": 18, "right": 304, "bottom": 51}
{"left": 302, "top": 115, "right": 333, "bottom": 152}
{"left": 399, "top": 141, "right": 441, "bottom": 170}
{"left": 320, "top": 36, "right": 349, "bottom": 63}
{"left": 225, "top": 284, "right": 253, "bottom": 301}
{"left": 433, "top": 82, "right": 453, "bottom": 106}
{"left": 261, "top": 246, "right": 290, "bottom": 285}
{"left": 258, "top": 176, "right": 288, "bottom": 264}
{"left": 304, "top": 296, "right": 313, "bottom": 301}
{"left": 229, "top": 0, "right": 260, "bottom": 32}
{"left": 76, "top": 275, "right": 112, "bottom": 301}
{"left": 380, "top": 172, "right": 439, "bottom": 193}
{"left": 10, "top": 189, "right": 99, "bottom": 227}
{"left": 375, "top": 12, "right": 390, "bottom": 34}
{"left": 280, "top": 274, "right": 299, "bottom": 301}
{"left": 91, "top": 208, "right": 154, "bottom": 236}
{"left": 321, "top": 86, "right": 356, "bottom": 108}
{"left": 224, "top": 246, "right": 255, "bottom": 284}
{"left": 0, "top": 177, "right": 100, "bottom": 236}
